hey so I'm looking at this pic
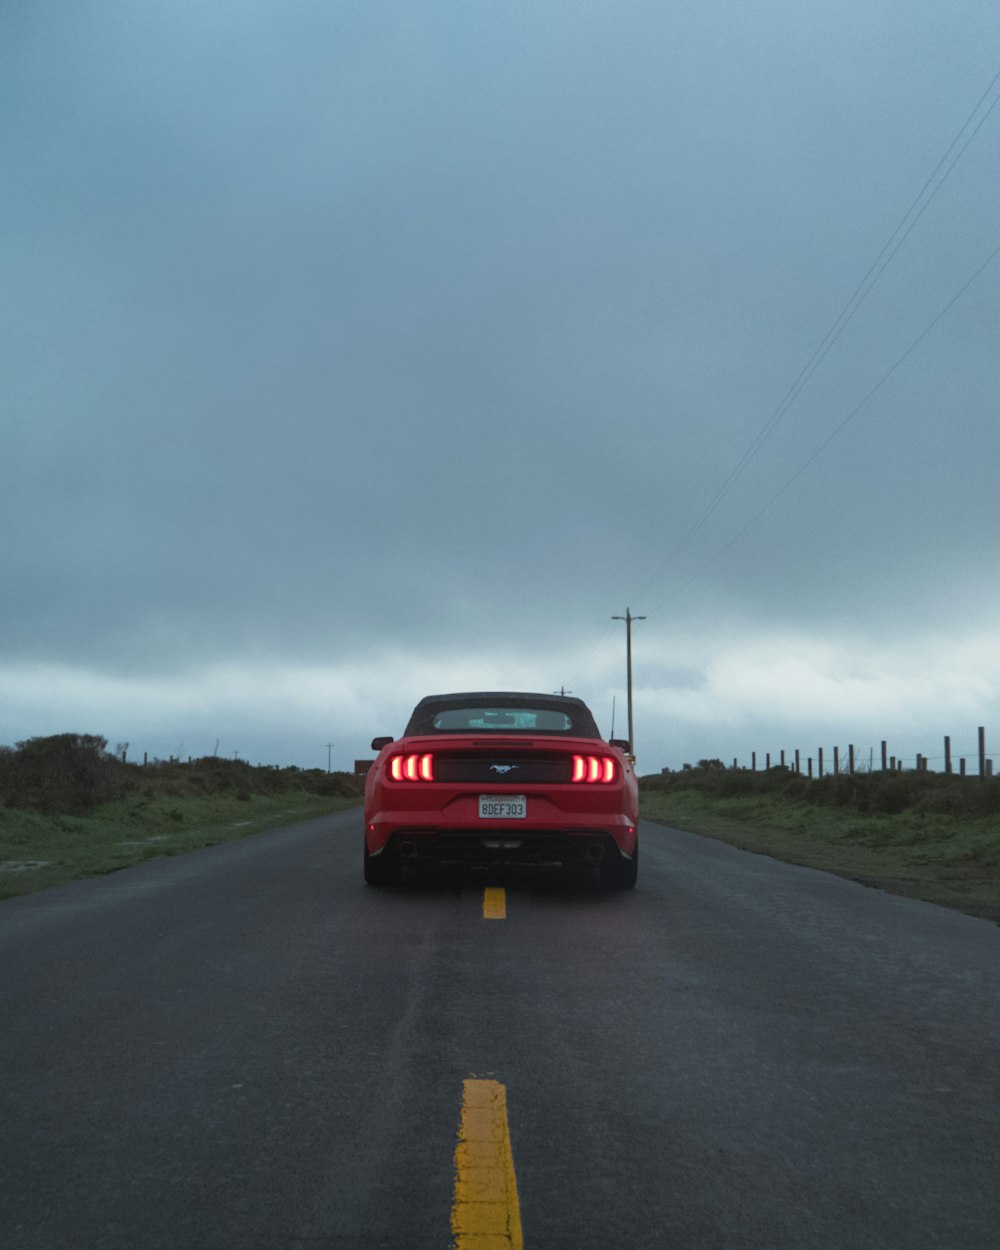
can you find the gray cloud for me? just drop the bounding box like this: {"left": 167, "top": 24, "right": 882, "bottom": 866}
{"left": 2, "top": 1, "right": 999, "bottom": 766}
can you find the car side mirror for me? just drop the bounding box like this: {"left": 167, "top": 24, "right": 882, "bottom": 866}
{"left": 609, "top": 738, "right": 631, "bottom": 752}
{"left": 371, "top": 736, "right": 394, "bottom": 751}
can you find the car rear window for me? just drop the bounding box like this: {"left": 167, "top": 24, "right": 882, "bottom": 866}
{"left": 431, "top": 707, "right": 572, "bottom": 732}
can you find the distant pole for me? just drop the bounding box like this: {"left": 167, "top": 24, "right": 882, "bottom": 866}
{"left": 610, "top": 696, "right": 616, "bottom": 739}
{"left": 979, "top": 726, "right": 986, "bottom": 779}
{"left": 944, "top": 736, "right": 952, "bottom": 775}
{"left": 881, "top": 740, "right": 887, "bottom": 771}
{"left": 553, "top": 687, "right": 572, "bottom": 697}
{"left": 612, "top": 608, "right": 645, "bottom": 761}
{"left": 326, "top": 742, "right": 334, "bottom": 774}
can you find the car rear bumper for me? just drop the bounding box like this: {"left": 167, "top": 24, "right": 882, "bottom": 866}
{"left": 370, "top": 827, "right": 634, "bottom": 868}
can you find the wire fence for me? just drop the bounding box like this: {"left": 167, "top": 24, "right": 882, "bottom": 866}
{"left": 722, "top": 727, "right": 993, "bottom": 779}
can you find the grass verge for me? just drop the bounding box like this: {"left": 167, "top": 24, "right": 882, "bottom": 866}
{"left": 639, "top": 790, "right": 1000, "bottom": 923}
{"left": 0, "top": 791, "right": 359, "bottom": 901}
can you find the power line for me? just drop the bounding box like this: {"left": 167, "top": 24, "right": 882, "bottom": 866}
{"left": 577, "top": 67, "right": 999, "bottom": 687}
{"left": 647, "top": 237, "right": 1000, "bottom": 610}
{"left": 627, "top": 65, "right": 1000, "bottom": 609}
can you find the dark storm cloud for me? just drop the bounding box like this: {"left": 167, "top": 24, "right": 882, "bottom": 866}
{"left": 2, "top": 1, "right": 999, "bottom": 765}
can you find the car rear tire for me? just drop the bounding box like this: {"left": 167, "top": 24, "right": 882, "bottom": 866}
{"left": 364, "top": 838, "right": 401, "bottom": 887}
{"left": 601, "top": 840, "right": 638, "bottom": 890}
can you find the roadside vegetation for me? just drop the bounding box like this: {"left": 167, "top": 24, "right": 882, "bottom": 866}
{"left": 639, "top": 761, "right": 1000, "bottom": 922}
{"left": 0, "top": 734, "right": 360, "bottom": 900}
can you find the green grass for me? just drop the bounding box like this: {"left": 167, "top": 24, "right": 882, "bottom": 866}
{"left": 639, "top": 789, "right": 1000, "bottom": 922}
{"left": 0, "top": 790, "right": 359, "bottom": 901}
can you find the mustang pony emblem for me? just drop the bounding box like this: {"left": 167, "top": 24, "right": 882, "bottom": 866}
{"left": 490, "top": 764, "right": 517, "bottom": 774}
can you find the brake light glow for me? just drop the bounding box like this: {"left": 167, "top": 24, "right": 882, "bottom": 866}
{"left": 571, "top": 755, "right": 616, "bottom": 783}
{"left": 389, "top": 753, "right": 435, "bottom": 781}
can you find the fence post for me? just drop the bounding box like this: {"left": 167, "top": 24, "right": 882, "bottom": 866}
{"left": 795, "top": 748, "right": 801, "bottom": 774}
{"left": 808, "top": 757, "right": 813, "bottom": 778}
{"left": 818, "top": 747, "right": 824, "bottom": 778}
{"left": 766, "top": 752, "right": 771, "bottom": 769}
{"left": 881, "top": 740, "right": 887, "bottom": 771}
{"left": 752, "top": 751, "right": 757, "bottom": 771}
{"left": 833, "top": 746, "right": 840, "bottom": 776}
{"left": 960, "top": 758, "right": 966, "bottom": 776}
{"left": 979, "top": 727, "right": 986, "bottom": 779}
{"left": 848, "top": 744, "right": 855, "bottom": 775}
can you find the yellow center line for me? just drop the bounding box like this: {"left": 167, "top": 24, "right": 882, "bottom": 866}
{"left": 452, "top": 1078, "right": 523, "bottom": 1250}
{"left": 482, "top": 887, "right": 507, "bottom": 920}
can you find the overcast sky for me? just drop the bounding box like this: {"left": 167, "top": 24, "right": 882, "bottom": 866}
{"left": 3, "top": 1, "right": 998, "bottom": 773}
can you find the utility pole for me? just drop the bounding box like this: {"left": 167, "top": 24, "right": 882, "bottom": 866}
{"left": 612, "top": 607, "right": 645, "bottom": 761}
{"left": 553, "top": 687, "right": 572, "bottom": 696}
{"left": 326, "top": 742, "right": 334, "bottom": 774}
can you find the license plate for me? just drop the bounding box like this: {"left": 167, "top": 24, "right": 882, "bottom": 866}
{"left": 479, "top": 794, "right": 527, "bottom": 819}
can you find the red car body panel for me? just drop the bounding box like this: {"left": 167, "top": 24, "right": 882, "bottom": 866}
{"left": 365, "top": 733, "right": 638, "bottom": 852}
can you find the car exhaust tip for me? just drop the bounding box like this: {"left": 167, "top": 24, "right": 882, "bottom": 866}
{"left": 586, "top": 841, "right": 605, "bottom": 864}
{"left": 399, "top": 841, "right": 417, "bottom": 861}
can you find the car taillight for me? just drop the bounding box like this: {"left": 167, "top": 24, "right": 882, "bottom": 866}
{"left": 389, "top": 753, "right": 435, "bottom": 782}
{"left": 571, "top": 755, "right": 616, "bottom": 783}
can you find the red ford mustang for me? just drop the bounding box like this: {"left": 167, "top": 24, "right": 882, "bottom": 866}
{"left": 363, "top": 691, "right": 639, "bottom": 888}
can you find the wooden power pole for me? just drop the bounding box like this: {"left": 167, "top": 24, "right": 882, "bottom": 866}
{"left": 612, "top": 607, "right": 645, "bottom": 761}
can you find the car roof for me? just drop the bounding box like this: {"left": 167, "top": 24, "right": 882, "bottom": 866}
{"left": 404, "top": 692, "right": 602, "bottom": 738}
{"left": 410, "top": 691, "right": 592, "bottom": 710}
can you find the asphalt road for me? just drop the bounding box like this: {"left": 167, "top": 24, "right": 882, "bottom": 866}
{"left": 2, "top": 811, "right": 999, "bottom": 1250}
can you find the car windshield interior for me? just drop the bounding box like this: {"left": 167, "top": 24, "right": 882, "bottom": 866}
{"left": 431, "top": 707, "right": 573, "bottom": 732}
